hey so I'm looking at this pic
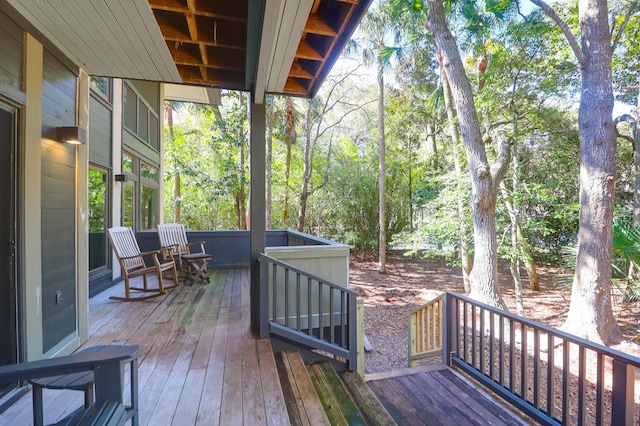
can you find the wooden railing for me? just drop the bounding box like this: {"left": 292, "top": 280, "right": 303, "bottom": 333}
{"left": 409, "top": 293, "right": 444, "bottom": 366}
{"left": 410, "top": 292, "right": 640, "bottom": 425}
{"left": 259, "top": 254, "right": 358, "bottom": 371}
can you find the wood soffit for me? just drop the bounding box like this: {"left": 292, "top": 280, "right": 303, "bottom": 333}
{"left": 148, "top": 0, "right": 371, "bottom": 97}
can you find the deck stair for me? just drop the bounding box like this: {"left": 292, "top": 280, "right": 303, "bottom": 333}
{"left": 276, "top": 351, "right": 395, "bottom": 425}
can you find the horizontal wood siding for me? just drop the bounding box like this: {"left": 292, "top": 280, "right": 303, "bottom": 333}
{"left": 89, "top": 93, "right": 112, "bottom": 168}
{"left": 41, "top": 49, "right": 77, "bottom": 353}
{"left": 0, "top": 11, "right": 24, "bottom": 104}
{"left": 122, "top": 130, "right": 160, "bottom": 168}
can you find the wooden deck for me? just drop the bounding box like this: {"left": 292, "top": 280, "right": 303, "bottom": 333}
{"left": 0, "top": 269, "right": 289, "bottom": 426}
{"left": 366, "top": 364, "right": 536, "bottom": 426}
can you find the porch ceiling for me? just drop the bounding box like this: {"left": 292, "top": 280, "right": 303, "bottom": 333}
{"left": 149, "top": 0, "right": 372, "bottom": 99}
{"left": 6, "top": 0, "right": 371, "bottom": 101}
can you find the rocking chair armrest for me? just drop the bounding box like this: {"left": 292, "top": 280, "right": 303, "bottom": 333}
{"left": 139, "top": 249, "right": 164, "bottom": 260}
{"left": 0, "top": 345, "right": 140, "bottom": 386}
{"left": 118, "top": 253, "right": 144, "bottom": 261}
{"left": 186, "top": 241, "right": 206, "bottom": 253}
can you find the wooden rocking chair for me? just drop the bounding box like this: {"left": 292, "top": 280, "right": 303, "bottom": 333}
{"left": 107, "top": 226, "right": 178, "bottom": 301}
{"left": 157, "top": 224, "right": 212, "bottom": 284}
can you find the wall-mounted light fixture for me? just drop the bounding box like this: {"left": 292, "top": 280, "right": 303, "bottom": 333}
{"left": 114, "top": 174, "right": 127, "bottom": 182}
{"left": 57, "top": 126, "right": 86, "bottom": 145}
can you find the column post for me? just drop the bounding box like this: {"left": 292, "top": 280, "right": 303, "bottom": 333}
{"left": 250, "top": 100, "right": 266, "bottom": 332}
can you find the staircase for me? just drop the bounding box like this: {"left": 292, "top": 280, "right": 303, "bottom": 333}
{"left": 275, "top": 351, "right": 396, "bottom": 426}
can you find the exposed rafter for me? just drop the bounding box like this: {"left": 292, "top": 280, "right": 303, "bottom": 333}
{"left": 148, "top": 0, "right": 371, "bottom": 98}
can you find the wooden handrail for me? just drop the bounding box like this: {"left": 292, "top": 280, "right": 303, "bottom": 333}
{"left": 259, "top": 254, "right": 358, "bottom": 371}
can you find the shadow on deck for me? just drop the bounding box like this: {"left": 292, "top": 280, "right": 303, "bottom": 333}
{"left": 365, "top": 364, "right": 536, "bottom": 426}
{"left": 0, "top": 269, "right": 288, "bottom": 426}
{"left": 0, "top": 269, "right": 540, "bottom": 425}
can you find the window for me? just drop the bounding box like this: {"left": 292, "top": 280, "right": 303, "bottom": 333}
{"left": 141, "top": 163, "right": 157, "bottom": 180}
{"left": 122, "top": 82, "right": 159, "bottom": 150}
{"left": 89, "top": 167, "right": 109, "bottom": 274}
{"left": 138, "top": 101, "right": 149, "bottom": 142}
{"left": 90, "top": 76, "right": 110, "bottom": 100}
{"left": 140, "top": 186, "right": 157, "bottom": 230}
{"left": 123, "top": 84, "right": 137, "bottom": 132}
{"left": 122, "top": 184, "right": 134, "bottom": 228}
{"left": 122, "top": 153, "right": 133, "bottom": 173}
{"left": 121, "top": 155, "right": 159, "bottom": 231}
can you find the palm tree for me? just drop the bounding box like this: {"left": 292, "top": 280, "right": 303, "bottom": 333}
{"left": 357, "top": 3, "right": 404, "bottom": 273}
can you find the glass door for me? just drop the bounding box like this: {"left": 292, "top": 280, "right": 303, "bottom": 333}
{"left": 0, "top": 101, "right": 18, "bottom": 398}
{"left": 89, "top": 167, "right": 109, "bottom": 275}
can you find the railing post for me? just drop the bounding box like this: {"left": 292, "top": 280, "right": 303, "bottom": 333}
{"left": 259, "top": 255, "right": 269, "bottom": 339}
{"left": 611, "top": 359, "right": 635, "bottom": 425}
{"left": 408, "top": 311, "right": 416, "bottom": 367}
{"left": 357, "top": 298, "right": 365, "bottom": 376}
{"left": 348, "top": 292, "right": 358, "bottom": 371}
{"left": 442, "top": 293, "right": 457, "bottom": 366}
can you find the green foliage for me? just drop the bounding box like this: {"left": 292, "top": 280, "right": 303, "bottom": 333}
{"left": 160, "top": 0, "right": 640, "bottom": 272}
{"left": 559, "top": 215, "right": 640, "bottom": 302}
{"left": 164, "top": 94, "right": 249, "bottom": 230}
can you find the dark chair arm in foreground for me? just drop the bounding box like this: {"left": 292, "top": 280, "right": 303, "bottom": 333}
{"left": 0, "top": 345, "right": 140, "bottom": 426}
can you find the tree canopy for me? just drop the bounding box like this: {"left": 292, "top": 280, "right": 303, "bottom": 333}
{"left": 163, "top": 0, "right": 640, "bottom": 344}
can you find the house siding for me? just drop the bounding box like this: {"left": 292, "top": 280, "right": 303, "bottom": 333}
{"left": 40, "top": 49, "right": 77, "bottom": 353}
{"left": 0, "top": 12, "right": 23, "bottom": 102}
{"left": 89, "top": 94, "right": 112, "bottom": 168}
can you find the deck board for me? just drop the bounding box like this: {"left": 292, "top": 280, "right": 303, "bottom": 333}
{"left": 0, "top": 269, "right": 290, "bottom": 426}
{"left": 367, "top": 365, "right": 536, "bottom": 426}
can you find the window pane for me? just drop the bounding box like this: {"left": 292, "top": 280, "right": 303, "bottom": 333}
{"left": 88, "top": 169, "right": 107, "bottom": 271}
{"left": 141, "top": 163, "right": 157, "bottom": 181}
{"left": 140, "top": 186, "right": 157, "bottom": 230}
{"left": 149, "top": 113, "right": 159, "bottom": 150}
{"left": 123, "top": 84, "right": 137, "bottom": 132}
{"left": 122, "top": 153, "right": 133, "bottom": 173}
{"left": 90, "top": 77, "right": 109, "bottom": 97}
{"left": 138, "top": 100, "right": 148, "bottom": 142}
{"left": 123, "top": 185, "right": 134, "bottom": 227}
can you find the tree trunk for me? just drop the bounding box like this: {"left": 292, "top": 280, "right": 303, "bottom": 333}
{"left": 283, "top": 97, "right": 295, "bottom": 224}
{"left": 266, "top": 97, "right": 274, "bottom": 230}
{"left": 478, "top": 53, "right": 488, "bottom": 90}
{"left": 297, "top": 101, "right": 314, "bottom": 232}
{"left": 561, "top": 0, "right": 620, "bottom": 344}
{"left": 173, "top": 172, "right": 180, "bottom": 223}
{"left": 378, "top": 64, "right": 387, "bottom": 273}
{"left": 500, "top": 181, "right": 525, "bottom": 316}
{"left": 441, "top": 68, "right": 472, "bottom": 293}
{"left": 166, "top": 102, "right": 180, "bottom": 223}
{"left": 427, "top": 122, "right": 438, "bottom": 167}
{"left": 427, "top": 1, "right": 510, "bottom": 308}
{"left": 500, "top": 133, "right": 540, "bottom": 293}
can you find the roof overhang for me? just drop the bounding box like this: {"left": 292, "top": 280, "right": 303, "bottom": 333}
{"left": 5, "top": 0, "right": 182, "bottom": 83}
{"left": 4, "top": 0, "right": 372, "bottom": 102}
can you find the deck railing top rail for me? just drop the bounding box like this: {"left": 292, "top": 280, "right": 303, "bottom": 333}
{"left": 259, "top": 253, "right": 358, "bottom": 371}
{"left": 449, "top": 292, "right": 640, "bottom": 367}
{"left": 410, "top": 291, "right": 640, "bottom": 425}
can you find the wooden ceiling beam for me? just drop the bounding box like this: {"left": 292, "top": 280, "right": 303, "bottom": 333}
{"left": 283, "top": 77, "right": 309, "bottom": 94}
{"left": 295, "top": 40, "right": 323, "bottom": 61}
{"left": 289, "top": 62, "right": 314, "bottom": 79}
{"left": 163, "top": 36, "right": 245, "bottom": 51}
{"left": 304, "top": 14, "right": 336, "bottom": 37}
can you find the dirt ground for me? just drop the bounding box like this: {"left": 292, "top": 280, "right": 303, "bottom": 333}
{"left": 350, "top": 251, "right": 640, "bottom": 374}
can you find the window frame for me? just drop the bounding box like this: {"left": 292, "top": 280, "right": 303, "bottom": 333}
{"left": 88, "top": 165, "right": 111, "bottom": 276}
{"left": 122, "top": 82, "right": 159, "bottom": 150}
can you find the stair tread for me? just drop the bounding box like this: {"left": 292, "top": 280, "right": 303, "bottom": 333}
{"left": 307, "top": 363, "right": 351, "bottom": 425}
{"left": 276, "top": 351, "right": 330, "bottom": 426}
{"left": 341, "top": 370, "right": 397, "bottom": 426}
